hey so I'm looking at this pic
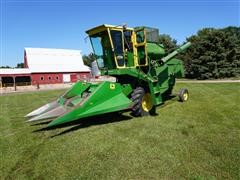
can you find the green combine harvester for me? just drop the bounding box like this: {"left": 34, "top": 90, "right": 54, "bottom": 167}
{"left": 25, "top": 24, "right": 191, "bottom": 127}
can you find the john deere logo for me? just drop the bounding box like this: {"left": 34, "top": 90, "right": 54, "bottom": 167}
{"left": 110, "top": 83, "right": 115, "bottom": 90}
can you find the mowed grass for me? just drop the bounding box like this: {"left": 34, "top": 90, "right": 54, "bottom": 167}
{"left": 0, "top": 83, "right": 239, "bottom": 179}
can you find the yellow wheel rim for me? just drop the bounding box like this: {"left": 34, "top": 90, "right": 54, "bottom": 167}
{"left": 183, "top": 92, "right": 188, "bottom": 101}
{"left": 142, "top": 93, "right": 153, "bottom": 112}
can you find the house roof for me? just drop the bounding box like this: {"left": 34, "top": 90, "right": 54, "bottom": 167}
{"left": 24, "top": 48, "right": 90, "bottom": 73}
{"left": 0, "top": 68, "right": 31, "bottom": 75}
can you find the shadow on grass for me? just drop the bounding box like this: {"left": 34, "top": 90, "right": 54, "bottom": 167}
{"left": 30, "top": 120, "right": 52, "bottom": 126}
{"left": 161, "top": 94, "right": 180, "bottom": 106}
{"left": 32, "top": 112, "right": 133, "bottom": 137}
{"left": 163, "top": 94, "right": 177, "bottom": 101}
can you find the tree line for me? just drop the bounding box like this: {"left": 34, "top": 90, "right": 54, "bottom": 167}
{"left": 181, "top": 26, "right": 240, "bottom": 79}
{"left": 158, "top": 26, "right": 240, "bottom": 79}
{"left": 0, "top": 63, "right": 24, "bottom": 69}
{"left": 157, "top": 26, "right": 240, "bottom": 79}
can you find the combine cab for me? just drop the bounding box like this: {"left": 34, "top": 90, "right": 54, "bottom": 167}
{"left": 25, "top": 24, "right": 191, "bottom": 127}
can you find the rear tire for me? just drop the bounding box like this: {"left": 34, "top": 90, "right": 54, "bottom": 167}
{"left": 178, "top": 88, "right": 189, "bottom": 102}
{"left": 131, "top": 87, "right": 155, "bottom": 116}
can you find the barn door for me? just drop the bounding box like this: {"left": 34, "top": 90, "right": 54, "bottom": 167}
{"left": 63, "top": 74, "right": 71, "bottom": 83}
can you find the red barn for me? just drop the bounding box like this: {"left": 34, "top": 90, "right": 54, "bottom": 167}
{"left": 0, "top": 48, "right": 91, "bottom": 87}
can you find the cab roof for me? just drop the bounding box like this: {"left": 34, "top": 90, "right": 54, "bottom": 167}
{"left": 86, "top": 24, "right": 134, "bottom": 35}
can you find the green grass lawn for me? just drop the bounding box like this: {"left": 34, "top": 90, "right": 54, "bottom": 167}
{"left": 0, "top": 83, "right": 239, "bottom": 179}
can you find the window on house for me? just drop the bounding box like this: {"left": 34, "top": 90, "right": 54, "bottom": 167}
{"left": 48, "top": 76, "right": 51, "bottom": 80}
{"left": 40, "top": 76, "right": 44, "bottom": 80}
{"left": 56, "top": 76, "right": 59, "bottom": 80}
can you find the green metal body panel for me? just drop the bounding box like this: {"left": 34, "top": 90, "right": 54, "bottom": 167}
{"left": 62, "top": 82, "right": 91, "bottom": 99}
{"left": 47, "top": 81, "right": 133, "bottom": 127}
{"left": 126, "top": 52, "right": 134, "bottom": 67}
{"left": 57, "top": 82, "right": 92, "bottom": 106}
{"left": 147, "top": 43, "right": 165, "bottom": 60}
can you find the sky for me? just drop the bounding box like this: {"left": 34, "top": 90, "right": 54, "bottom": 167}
{"left": 1, "top": 0, "right": 239, "bottom": 67}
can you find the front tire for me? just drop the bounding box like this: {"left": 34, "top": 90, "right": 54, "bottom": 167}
{"left": 131, "top": 87, "right": 155, "bottom": 116}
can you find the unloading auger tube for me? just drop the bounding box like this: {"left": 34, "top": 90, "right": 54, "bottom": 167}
{"left": 25, "top": 24, "right": 191, "bottom": 127}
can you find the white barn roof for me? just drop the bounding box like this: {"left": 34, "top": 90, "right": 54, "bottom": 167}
{"left": 0, "top": 68, "right": 31, "bottom": 75}
{"left": 25, "top": 48, "right": 90, "bottom": 73}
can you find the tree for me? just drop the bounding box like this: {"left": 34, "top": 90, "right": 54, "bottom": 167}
{"left": 182, "top": 27, "right": 240, "bottom": 79}
{"left": 0, "top": 66, "right": 12, "bottom": 68}
{"left": 158, "top": 34, "right": 177, "bottom": 54}
{"left": 15, "top": 63, "right": 24, "bottom": 68}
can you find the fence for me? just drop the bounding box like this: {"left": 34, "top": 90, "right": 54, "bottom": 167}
{"left": 0, "top": 82, "right": 31, "bottom": 88}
